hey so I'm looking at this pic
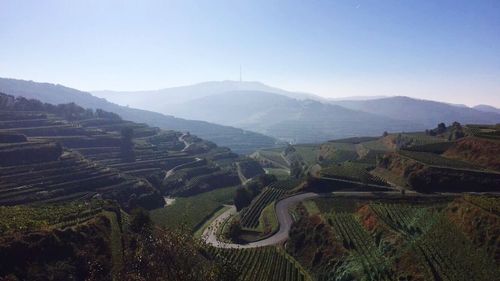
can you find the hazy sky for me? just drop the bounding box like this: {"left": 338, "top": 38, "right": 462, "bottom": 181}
{"left": 1, "top": 0, "right": 499, "bottom": 106}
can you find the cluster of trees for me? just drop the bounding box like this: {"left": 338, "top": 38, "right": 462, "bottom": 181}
{"left": 426, "top": 122, "right": 465, "bottom": 140}
{"left": 233, "top": 174, "right": 277, "bottom": 211}
{"left": 123, "top": 208, "right": 238, "bottom": 281}
{"left": 120, "top": 127, "right": 136, "bottom": 162}
{"left": 427, "top": 122, "right": 447, "bottom": 136}
{"left": 0, "top": 93, "right": 121, "bottom": 121}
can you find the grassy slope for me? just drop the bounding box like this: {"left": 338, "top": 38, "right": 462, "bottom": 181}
{"left": 293, "top": 145, "right": 319, "bottom": 165}
{"left": 150, "top": 186, "right": 237, "bottom": 232}
{"left": 193, "top": 205, "right": 231, "bottom": 238}
{"left": 319, "top": 142, "right": 358, "bottom": 163}
{"left": 257, "top": 202, "right": 279, "bottom": 234}
{"left": 302, "top": 200, "right": 320, "bottom": 216}
{"left": 264, "top": 168, "right": 290, "bottom": 180}
{"left": 103, "top": 210, "right": 124, "bottom": 280}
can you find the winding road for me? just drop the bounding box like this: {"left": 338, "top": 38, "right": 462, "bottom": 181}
{"left": 162, "top": 133, "right": 200, "bottom": 180}
{"left": 201, "top": 190, "right": 441, "bottom": 248}
{"left": 201, "top": 172, "right": 401, "bottom": 249}
{"left": 202, "top": 192, "right": 319, "bottom": 248}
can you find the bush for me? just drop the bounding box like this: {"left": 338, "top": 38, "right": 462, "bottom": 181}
{"left": 130, "top": 208, "right": 152, "bottom": 233}
{"left": 234, "top": 188, "right": 253, "bottom": 211}
{"left": 120, "top": 127, "right": 135, "bottom": 162}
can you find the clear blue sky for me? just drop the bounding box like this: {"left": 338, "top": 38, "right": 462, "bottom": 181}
{"left": 1, "top": 0, "right": 499, "bottom": 106}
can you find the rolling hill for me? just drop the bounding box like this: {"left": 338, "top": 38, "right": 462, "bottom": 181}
{"left": 0, "top": 78, "right": 278, "bottom": 154}
{"left": 474, "top": 104, "right": 500, "bottom": 114}
{"left": 331, "top": 96, "right": 500, "bottom": 128}
{"left": 93, "top": 80, "right": 325, "bottom": 111}
{"left": 146, "top": 90, "right": 422, "bottom": 143}
{"left": 93, "top": 81, "right": 500, "bottom": 144}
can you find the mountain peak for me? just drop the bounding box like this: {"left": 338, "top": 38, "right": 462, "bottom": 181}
{"left": 474, "top": 104, "right": 500, "bottom": 114}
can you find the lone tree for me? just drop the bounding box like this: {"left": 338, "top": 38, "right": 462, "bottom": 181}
{"left": 234, "top": 187, "right": 253, "bottom": 211}
{"left": 130, "top": 208, "right": 152, "bottom": 233}
{"left": 290, "top": 160, "right": 303, "bottom": 179}
{"left": 121, "top": 127, "right": 136, "bottom": 162}
{"left": 436, "top": 122, "right": 447, "bottom": 134}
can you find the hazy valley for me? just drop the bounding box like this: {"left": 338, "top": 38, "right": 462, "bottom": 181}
{"left": 1, "top": 1, "right": 499, "bottom": 280}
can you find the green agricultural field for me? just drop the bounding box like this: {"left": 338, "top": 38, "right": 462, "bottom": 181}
{"left": 291, "top": 196, "right": 498, "bottom": 281}
{"left": 292, "top": 144, "right": 320, "bottom": 165}
{"left": 103, "top": 210, "right": 124, "bottom": 279}
{"left": 358, "top": 138, "right": 392, "bottom": 151}
{"left": 319, "top": 142, "right": 359, "bottom": 163}
{"left": 302, "top": 200, "right": 320, "bottom": 215}
{"left": 328, "top": 137, "right": 379, "bottom": 144}
{"left": 257, "top": 201, "right": 279, "bottom": 234}
{"left": 313, "top": 197, "right": 368, "bottom": 213}
{"left": 326, "top": 212, "right": 391, "bottom": 280}
{"left": 150, "top": 186, "right": 237, "bottom": 232}
{"left": 0, "top": 201, "right": 105, "bottom": 234}
{"left": 320, "top": 162, "right": 388, "bottom": 185}
{"left": 193, "top": 205, "right": 231, "bottom": 238}
{"left": 403, "top": 141, "right": 454, "bottom": 154}
{"left": 209, "top": 246, "right": 312, "bottom": 281}
{"left": 264, "top": 167, "right": 290, "bottom": 179}
{"left": 240, "top": 187, "right": 286, "bottom": 229}
{"left": 399, "top": 150, "right": 482, "bottom": 170}
{"left": 256, "top": 149, "right": 290, "bottom": 168}
{"left": 268, "top": 179, "right": 302, "bottom": 190}
{"left": 396, "top": 132, "right": 446, "bottom": 146}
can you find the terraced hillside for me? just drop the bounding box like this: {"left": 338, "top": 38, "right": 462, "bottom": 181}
{"left": 0, "top": 77, "right": 280, "bottom": 154}
{"left": 0, "top": 93, "right": 255, "bottom": 208}
{"left": 0, "top": 200, "right": 124, "bottom": 280}
{"left": 374, "top": 128, "right": 500, "bottom": 192}
{"left": 258, "top": 124, "right": 500, "bottom": 193}
{"left": 287, "top": 195, "right": 499, "bottom": 281}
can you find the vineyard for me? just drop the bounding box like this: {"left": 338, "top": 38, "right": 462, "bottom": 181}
{"left": 398, "top": 150, "right": 482, "bottom": 170}
{"left": 397, "top": 133, "right": 445, "bottom": 146}
{"left": 463, "top": 194, "right": 500, "bottom": 215}
{"left": 369, "top": 203, "right": 437, "bottom": 237}
{"left": 288, "top": 197, "right": 500, "bottom": 281}
{"left": 209, "top": 246, "right": 312, "bottom": 281}
{"left": 254, "top": 149, "right": 290, "bottom": 168}
{"left": 268, "top": 179, "right": 302, "bottom": 190}
{"left": 240, "top": 187, "right": 286, "bottom": 229}
{"left": 318, "top": 142, "right": 359, "bottom": 163}
{"left": 150, "top": 185, "right": 237, "bottom": 232}
{"left": 291, "top": 145, "right": 320, "bottom": 165}
{"left": 413, "top": 219, "right": 498, "bottom": 281}
{"left": 368, "top": 203, "right": 498, "bottom": 281}
{"left": 320, "top": 162, "right": 388, "bottom": 185}
{"left": 313, "top": 197, "right": 367, "bottom": 213}
{"left": 403, "top": 141, "right": 454, "bottom": 154}
{"left": 466, "top": 124, "right": 500, "bottom": 140}
{"left": 0, "top": 200, "right": 106, "bottom": 234}
{"left": 0, "top": 94, "right": 252, "bottom": 208}
{"left": 326, "top": 213, "right": 393, "bottom": 280}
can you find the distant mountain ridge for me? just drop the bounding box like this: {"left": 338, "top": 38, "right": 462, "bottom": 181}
{"left": 96, "top": 81, "right": 500, "bottom": 143}
{"left": 0, "top": 78, "right": 279, "bottom": 154}
{"left": 331, "top": 96, "right": 500, "bottom": 128}
{"left": 473, "top": 104, "right": 500, "bottom": 114}
{"left": 3, "top": 78, "right": 499, "bottom": 147}
{"left": 161, "top": 90, "right": 422, "bottom": 143}
{"left": 93, "top": 80, "right": 326, "bottom": 112}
